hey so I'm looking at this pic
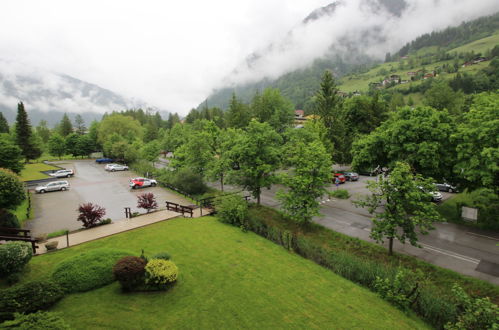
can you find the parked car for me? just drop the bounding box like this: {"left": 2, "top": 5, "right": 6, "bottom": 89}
{"left": 435, "top": 183, "right": 458, "bottom": 193}
{"left": 35, "top": 181, "right": 70, "bottom": 193}
{"left": 418, "top": 186, "right": 443, "bottom": 202}
{"left": 96, "top": 158, "right": 114, "bottom": 164}
{"left": 342, "top": 171, "right": 359, "bottom": 181}
{"left": 129, "top": 177, "right": 157, "bottom": 189}
{"left": 333, "top": 173, "right": 346, "bottom": 184}
{"left": 49, "top": 169, "right": 74, "bottom": 178}
{"left": 106, "top": 164, "right": 129, "bottom": 172}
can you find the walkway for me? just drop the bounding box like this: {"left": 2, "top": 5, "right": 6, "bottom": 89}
{"left": 35, "top": 207, "right": 209, "bottom": 255}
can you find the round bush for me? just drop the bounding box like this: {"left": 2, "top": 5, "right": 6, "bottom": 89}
{"left": 151, "top": 252, "right": 171, "bottom": 261}
{"left": 0, "top": 311, "right": 70, "bottom": 330}
{"left": 113, "top": 256, "right": 147, "bottom": 291}
{"left": 145, "top": 259, "right": 178, "bottom": 289}
{"left": 0, "top": 241, "right": 33, "bottom": 277}
{"left": 0, "top": 280, "right": 64, "bottom": 322}
{"left": 51, "top": 248, "right": 132, "bottom": 293}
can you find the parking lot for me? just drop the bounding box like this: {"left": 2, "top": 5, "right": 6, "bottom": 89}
{"left": 26, "top": 160, "right": 190, "bottom": 235}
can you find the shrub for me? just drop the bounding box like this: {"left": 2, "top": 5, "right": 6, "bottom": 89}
{"left": 0, "top": 168, "right": 26, "bottom": 210}
{"left": 0, "top": 242, "right": 33, "bottom": 277}
{"left": 0, "top": 209, "right": 20, "bottom": 229}
{"left": 0, "top": 280, "right": 64, "bottom": 321}
{"left": 215, "top": 194, "right": 248, "bottom": 228}
{"left": 113, "top": 256, "right": 147, "bottom": 292}
{"left": 329, "top": 189, "right": 350, "bottom": 199}
{"left": 445, "top": 284, "right": 499, "bottom": 329}
{"left": 169, "top": 168, "right": 207, "bottom": 195}
{"left": 76, "top": 202, "right": 106, "bottom": 228}
{"left": 373, "top": 268, "right": 421, "bottom": 311}
{"left": 51, "top": 248, "right": 131, "bottom": 293}
{"left": 137, "top": 193, "right": 158, "bottom": 213}
{"left": 144, "top": 259, "right": 178, "bottom": 289}
{"left": 0, "top": 311, "right": 70, "bottom": 329}
{"left": 151, "top": 252, "right": 171, "bottom": 261}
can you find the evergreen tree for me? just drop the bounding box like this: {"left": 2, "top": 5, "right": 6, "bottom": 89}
{"left": 74, "top": 114, "right": 86, "bottom": 135}
{"left": 314, "top": 70, "right": 345, "bottom": 163}
{"left": 58, "top": 113, "right": 73, "bottom": 137}
{"left": 0, "top": 112, "right": 9, "bottom": 133}
{"left": 225, "top": 93, "right": 251, "bottom": 128}
{"left": 15, "top": 102, "right": 38, "bottom": 162}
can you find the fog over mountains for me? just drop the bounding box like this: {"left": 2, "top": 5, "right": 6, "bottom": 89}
{"left": 0, "top": 59, "right": 159, "bottom": 126}
{"left": 206, "top": 0, "right": 499, "bottom": 109}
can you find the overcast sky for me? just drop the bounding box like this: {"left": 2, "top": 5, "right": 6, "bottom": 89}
{"left": 1, "top": 0, "right": 498, "bottom": 115}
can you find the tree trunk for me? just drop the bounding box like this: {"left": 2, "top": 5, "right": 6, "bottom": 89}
{"left": 388, "top": 237, "right": 394, "bottom": 256}
{"left": 257, "top": 193, "right": 261, "bottom": 205}
{"left": 220, "top": 174, "right": 224, "bottom": 192}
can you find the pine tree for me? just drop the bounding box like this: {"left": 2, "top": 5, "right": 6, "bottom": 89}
{"left": 74, "top": 114, "right": 86, "bottom": 135}
{"left": 58, "top": 113, "right": 73, "bottom": 136}
{"left": 0, "top": 112, "right": 9, "bottom": 133}
{"left": 15, "top": 102, "right": 37, "bottom": 161}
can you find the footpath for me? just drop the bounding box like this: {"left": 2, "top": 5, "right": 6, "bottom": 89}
{"left": 36, "top": 207, "right": 209, "bottom": 255}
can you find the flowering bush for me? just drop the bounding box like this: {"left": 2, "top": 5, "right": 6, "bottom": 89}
{"left": 145, "top": 259, "right": 178, "bottom": 288}
{"left": 77, "top": 202, "right": 106, "bottom": 228}
{"left": 0, "top": 241, "right": 33, "bottom": 277}
{"left": 137, "top": 193, "right": 158, "bottom": 213}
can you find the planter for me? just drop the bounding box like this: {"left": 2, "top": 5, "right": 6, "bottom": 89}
{"left": 34, "top": 233, "right": 48, "bottom": 243}
{"left": 45, "top": 241, "right": 59, "bottom": 251}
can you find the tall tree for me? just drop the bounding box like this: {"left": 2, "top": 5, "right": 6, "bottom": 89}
{"left": 206, "top": 128, "right": 239, "bottom": 191}
{"left": 453, "top": 92, "right": 499, "bottom": 191}
{"left": 251, "top": 88, "right": 294, "bottom": 133}
{"left": 313, "top": 70, "right": 345, "bottom": 162}
{"left": 277, "top": 137, "right": 332, "bottom": 224}
{"left": 231, "top": 120, "right": 282, "bottom": 204}
{"left": 15, "top": 102, "right": 39, "bottom": 162}
{"left": 354, "top": 162, "right": 440, "bottom": 256}
{"left": 48, "top": 134, "right": 66, "bottom": 159}
{"left": 424, "top": 80, "right": 464, "bottom": 115}
{"left": 0, "top": 112, "right": 9, "bottom": 133}
{"left": 58, "top": 113, "right": 74, "bottom": 137}
{"left": 226, "top": 93, "right": 251, "bottom": 129}
{"left": 74, "top": 114, "right": 86, "bottom": 135}
{"left": 35, "top": 120, "right": 51, "bottom": 143}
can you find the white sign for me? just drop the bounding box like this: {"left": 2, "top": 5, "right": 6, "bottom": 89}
{"left": 462, "top": 207, "right": 478, "bottom": 222}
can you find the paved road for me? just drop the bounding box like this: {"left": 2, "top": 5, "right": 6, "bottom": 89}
{"left": 26, "top": 160, "right": 192, "bottom": 235}
{"left": 215, "top": 177, "right": 499, "bottom": 285}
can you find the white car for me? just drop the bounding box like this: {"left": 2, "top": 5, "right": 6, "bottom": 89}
{"left": 35, "top": 181, "right": 70, "bottom": 193}
{"left": 49, "top": 169, "right": 74, "bottom": 178}
{"left": 106, "top": 164, "right": 129, "bottom": 172}
{"left": 129, "top": 177, "right": 157, "bottom": 189}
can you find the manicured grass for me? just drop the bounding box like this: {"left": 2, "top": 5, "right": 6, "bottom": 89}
{"left": 19, "top": 163, "right": 60, "bottom": 181}
{"left": 23, "top": 217, "right": 427, "bottom": 329}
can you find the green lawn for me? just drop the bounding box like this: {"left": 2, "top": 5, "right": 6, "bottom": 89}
{"left": 23, "top": 217, "right": 427, "bottom": 329}
{"left": 19, "top": 163, "right": 60, "bottom": 181}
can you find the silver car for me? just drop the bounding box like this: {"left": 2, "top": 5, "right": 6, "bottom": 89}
{"left": 106, "top": 164, "right": 129, "bottom": 172}
{"left": 49, "top": 169, "right": 74, "bottom": 178}
{"left": 35, "top": 180, "right": 70, "bottom": 193}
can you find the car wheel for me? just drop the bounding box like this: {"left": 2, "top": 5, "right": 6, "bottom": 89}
{"left": 40, "top": 190, "right": 46, "bottom": 193}
{"left": 61, "top": 187, "right": 66, "bottom": 191}
{"left": 66, "top": 174, "right": 70, "bottom": 178}
{"left": 111, "top": 169, "right": 115, "bottom": 172}
{"left": 151, "top": 183, "right": 156, "bottom": 187}
{"left": 448, "top": 188, "right": 454, "bottom": 193}
{"left": 133, "top": 185, "right": 137, "bottom": 189}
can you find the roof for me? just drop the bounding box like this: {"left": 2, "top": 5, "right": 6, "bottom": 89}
{"left": 295, "top": 110, "right": 305, "bottom": 117}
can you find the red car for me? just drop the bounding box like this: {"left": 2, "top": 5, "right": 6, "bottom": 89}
{"left": 333, "top": 173, "right": 346, "bottom": 183}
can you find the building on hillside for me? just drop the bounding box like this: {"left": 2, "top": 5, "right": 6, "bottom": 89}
{"left": 407, "top": 71, "right": 417, "bottom": 76}
{"left": 294, "top": 109, "right": 307, "bottom": 128}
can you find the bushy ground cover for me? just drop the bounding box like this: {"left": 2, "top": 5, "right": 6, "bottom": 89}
{"left": 20, "top": 217, "right": 426, "bottom": 329}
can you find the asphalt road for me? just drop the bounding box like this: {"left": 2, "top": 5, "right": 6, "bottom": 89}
{"left": 26, "top": 160, "right": 189, "bottom": 235}
{"left": 217, "top": 176, "right": 499, "bottom": 285}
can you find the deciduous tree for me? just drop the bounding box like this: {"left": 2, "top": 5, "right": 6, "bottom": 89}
{"left": 58, "top": 113, "right": 73, "bottom": 137}
{"left": 48, "top": 134, "right": 66, "bottom": 159}
{"left": 353, "top": 162, "right": 440, "bottom": 255}
{"left": 137, "top": 193, "right": 158, "bottom": 213}
{"left": 77, "top": 203, "right": 106, "bottom": 228}
{"left": 231, "top": 120, "right": 282, "bottom": 204}
{"left": 0, "top": 168, "right": 26, "bottom": 210}
{"left": 0, "top": 134, "right": 24, "bottom": 173}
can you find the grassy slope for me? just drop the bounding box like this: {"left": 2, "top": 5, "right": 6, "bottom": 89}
{"left": 19, "top": 163, "right": 60, "bottom": 181}
{"left": 338, "top": 31, "right": 499, "bottom": 93}
{"left": 10, "top": 195, "right": 33, "bottom": 225}
{"left": 23, "top": 217, "right": 427, "bottom": 329}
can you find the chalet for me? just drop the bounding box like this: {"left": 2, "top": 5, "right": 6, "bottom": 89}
{"left": 462, "top": 61, "right": 473, "bottom": 68}
{"left": 423, "top": 73, "right": 434, "bottom": 79}
{"left": 294, "top": 109, "right": 307, "bottom": 128}
{"left": 369, "top": 82, "right": 383, "bottom": 89}
{"left": 352, "top": 91, "right": 361, "bottom": 96}
{"left": 336, "top": 91, "right": 348, "bottom": 97}
{"left": 400, "top": 80, "right": 409, "bottom": 84}
{"left": 295, "top": 109, "right": 304, "bottom": 118}
{"left": 407, "top": 71, "right": 417, "bottom": 76}
{"left": 473, "top": 57, "right": 487, "bottom": 64}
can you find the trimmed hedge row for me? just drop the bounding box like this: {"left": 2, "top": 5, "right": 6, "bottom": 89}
{"left": 242, "top": 205, "right": 498, "bottom": 328}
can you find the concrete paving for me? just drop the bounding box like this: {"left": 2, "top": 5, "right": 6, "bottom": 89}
{"left": 26, "top": 160, "right": 197, "bottom": 236}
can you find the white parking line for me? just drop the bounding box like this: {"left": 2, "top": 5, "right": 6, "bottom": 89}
{"left": 466, "top": 231, "right": 499, "bottom": 241}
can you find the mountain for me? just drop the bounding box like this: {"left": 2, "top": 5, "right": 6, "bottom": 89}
{"left": 0, "top": 59, "right": 164, "bottom": 127}
{"left": 201, "top": 0, "right": 499, "bottom": 111}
